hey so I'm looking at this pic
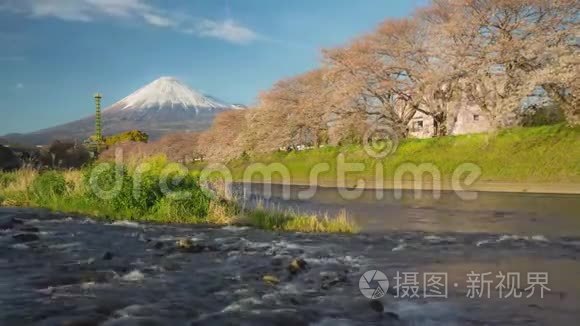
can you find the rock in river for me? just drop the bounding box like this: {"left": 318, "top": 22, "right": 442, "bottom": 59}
{"left": 369, "top": 300, "right": 384, "bottom": 313}
{"left": 263, "top": 274, "right": 280, "bottom": 285}
{"left": 12, "top": 233, "right": 39, "bottom": 243}
{"left": 0, "top": 217, "right": 23, "bottom": 230}
{"left": 288, "top": 258, "right": 308, "bottom": 275}
{"left": 20, "top": 225, "right": 40, "bottom": 233}
{"left": 320, "top": 270, "right": 348, "bottom": 290}
{"left": 176, "top": 238, "right": 207, "bottom": 253}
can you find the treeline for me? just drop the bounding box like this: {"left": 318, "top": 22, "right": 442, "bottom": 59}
{"left": 112, "top": 0, "right": 579, "bottom": 163}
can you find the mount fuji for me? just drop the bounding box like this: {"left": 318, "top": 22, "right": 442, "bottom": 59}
{"left": 2, "top": 77, "right": 240, "bottom": 145}
{"left": 108, "top": 76, "right": 233, "bottom": 113}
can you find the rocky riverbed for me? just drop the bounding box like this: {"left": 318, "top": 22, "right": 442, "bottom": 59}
{"left": 1, "top": 207, "right": 579, "bottom": 325}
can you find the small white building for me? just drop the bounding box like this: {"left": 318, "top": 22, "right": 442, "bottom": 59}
{"left": 408, "top": 105, "right": 491, "bottom": 138}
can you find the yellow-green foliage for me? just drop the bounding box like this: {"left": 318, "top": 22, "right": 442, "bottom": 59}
{"left": 247, "top": 208, "right": 358, "bottom": 234}
{"left": 104, "top": 129, "right": 149, "bottom": 147}
{"left": 63, "top": 170, "right": 85, "bottom": 196}
{"left": 207, "top": 201, "right": 239, "bottom": 225}
{"left": 0, "top": 169, "right": 38, "bottom": 205}
{"left": 84, "top": 155, "right": 211, "bottom": 218}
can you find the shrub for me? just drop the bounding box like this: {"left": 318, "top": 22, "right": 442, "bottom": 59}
{"left": 83, "top": 164, "right": 138, "bottom": 213}
{"left": 83, "top": 158, "right": 212, "bottom": 219}
{"left": 522, "top": 105, "right": 565, "bottom": 127}
{"left": 151, "top": 194, "right": 211, "bottom": 223}
{"left": 104, "top": 130, "right": 149, "bottom": 147}
{"left": 30, "top": 171, "right": 67, "bottom": 206}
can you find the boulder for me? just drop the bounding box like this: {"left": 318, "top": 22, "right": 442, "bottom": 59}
{"left": 263, "top": 274, "right": 280, "bottom": 285}
{"left": 288, "top": 258, "right": 308, "bottom": 275}
{"left": 175, "top": 238, "right": 206, "bottom": 253}
{"left": 176, "top": 238, "right": 193, "bottom": 249}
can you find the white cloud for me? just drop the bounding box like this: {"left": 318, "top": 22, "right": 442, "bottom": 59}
{"left": 142, "top": 13, "right": 175, "bottom": 28}
{"left": 0, "top": 0, "right": 259, "bottom": 44}
{"left": 0, "top": 0, "right": 148, "bottom": 22}
{"left": 197, "top": 19, "right": 258, "bottom": 44}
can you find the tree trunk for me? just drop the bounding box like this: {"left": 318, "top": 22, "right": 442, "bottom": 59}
{"left": 432, "top": 112, "right": 448, "bottom": 137}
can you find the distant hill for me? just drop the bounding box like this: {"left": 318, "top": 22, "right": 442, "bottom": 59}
{"left": 2, "top": 77, "right": 243, "bottom": 146}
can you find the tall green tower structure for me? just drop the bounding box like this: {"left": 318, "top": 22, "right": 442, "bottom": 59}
{"left": 94, "top": 93, "right": 103, "bottom": 151}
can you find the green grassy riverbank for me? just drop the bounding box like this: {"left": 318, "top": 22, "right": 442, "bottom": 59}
{"left": 227, "top": 125, "right": 580, "bottom": 193}
{"left": 0, "top": 157, "right": 358, "bottom": 233}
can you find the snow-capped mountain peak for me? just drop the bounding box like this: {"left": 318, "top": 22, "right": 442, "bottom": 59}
{"left": 108, "top": 76, "right": 232, "bottom": 112}
{"left": 0, "top": 76, "right": 245, "bottom": 145}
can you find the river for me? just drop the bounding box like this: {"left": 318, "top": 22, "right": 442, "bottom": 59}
{"left": 235, "top": 183, "right": 580, "bottom": 237}
{"left": 1, "top": 184, "right": 579, "bottom": 325}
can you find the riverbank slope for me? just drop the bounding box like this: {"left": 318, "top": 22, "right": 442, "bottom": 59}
{"left": 227, "top": 125, "right": 580, "bottom": 194}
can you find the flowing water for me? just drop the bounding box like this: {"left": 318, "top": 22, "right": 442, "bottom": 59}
{"left": 1, "top": 184, "right": 579, "bottom": 325}
{"left": 235, "top": 183, "right": 580, "bottom": 237}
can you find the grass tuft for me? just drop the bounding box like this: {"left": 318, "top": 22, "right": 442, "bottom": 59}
{"left": 246, "top": 207, "right": 358, "bottom": 234}
{"left": 0, "top": 169, "right": 38, "bottom": 205}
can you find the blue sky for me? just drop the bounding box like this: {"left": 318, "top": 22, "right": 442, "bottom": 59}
{"left": 0, "top": 0, "right": 426, "bottom": 134}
